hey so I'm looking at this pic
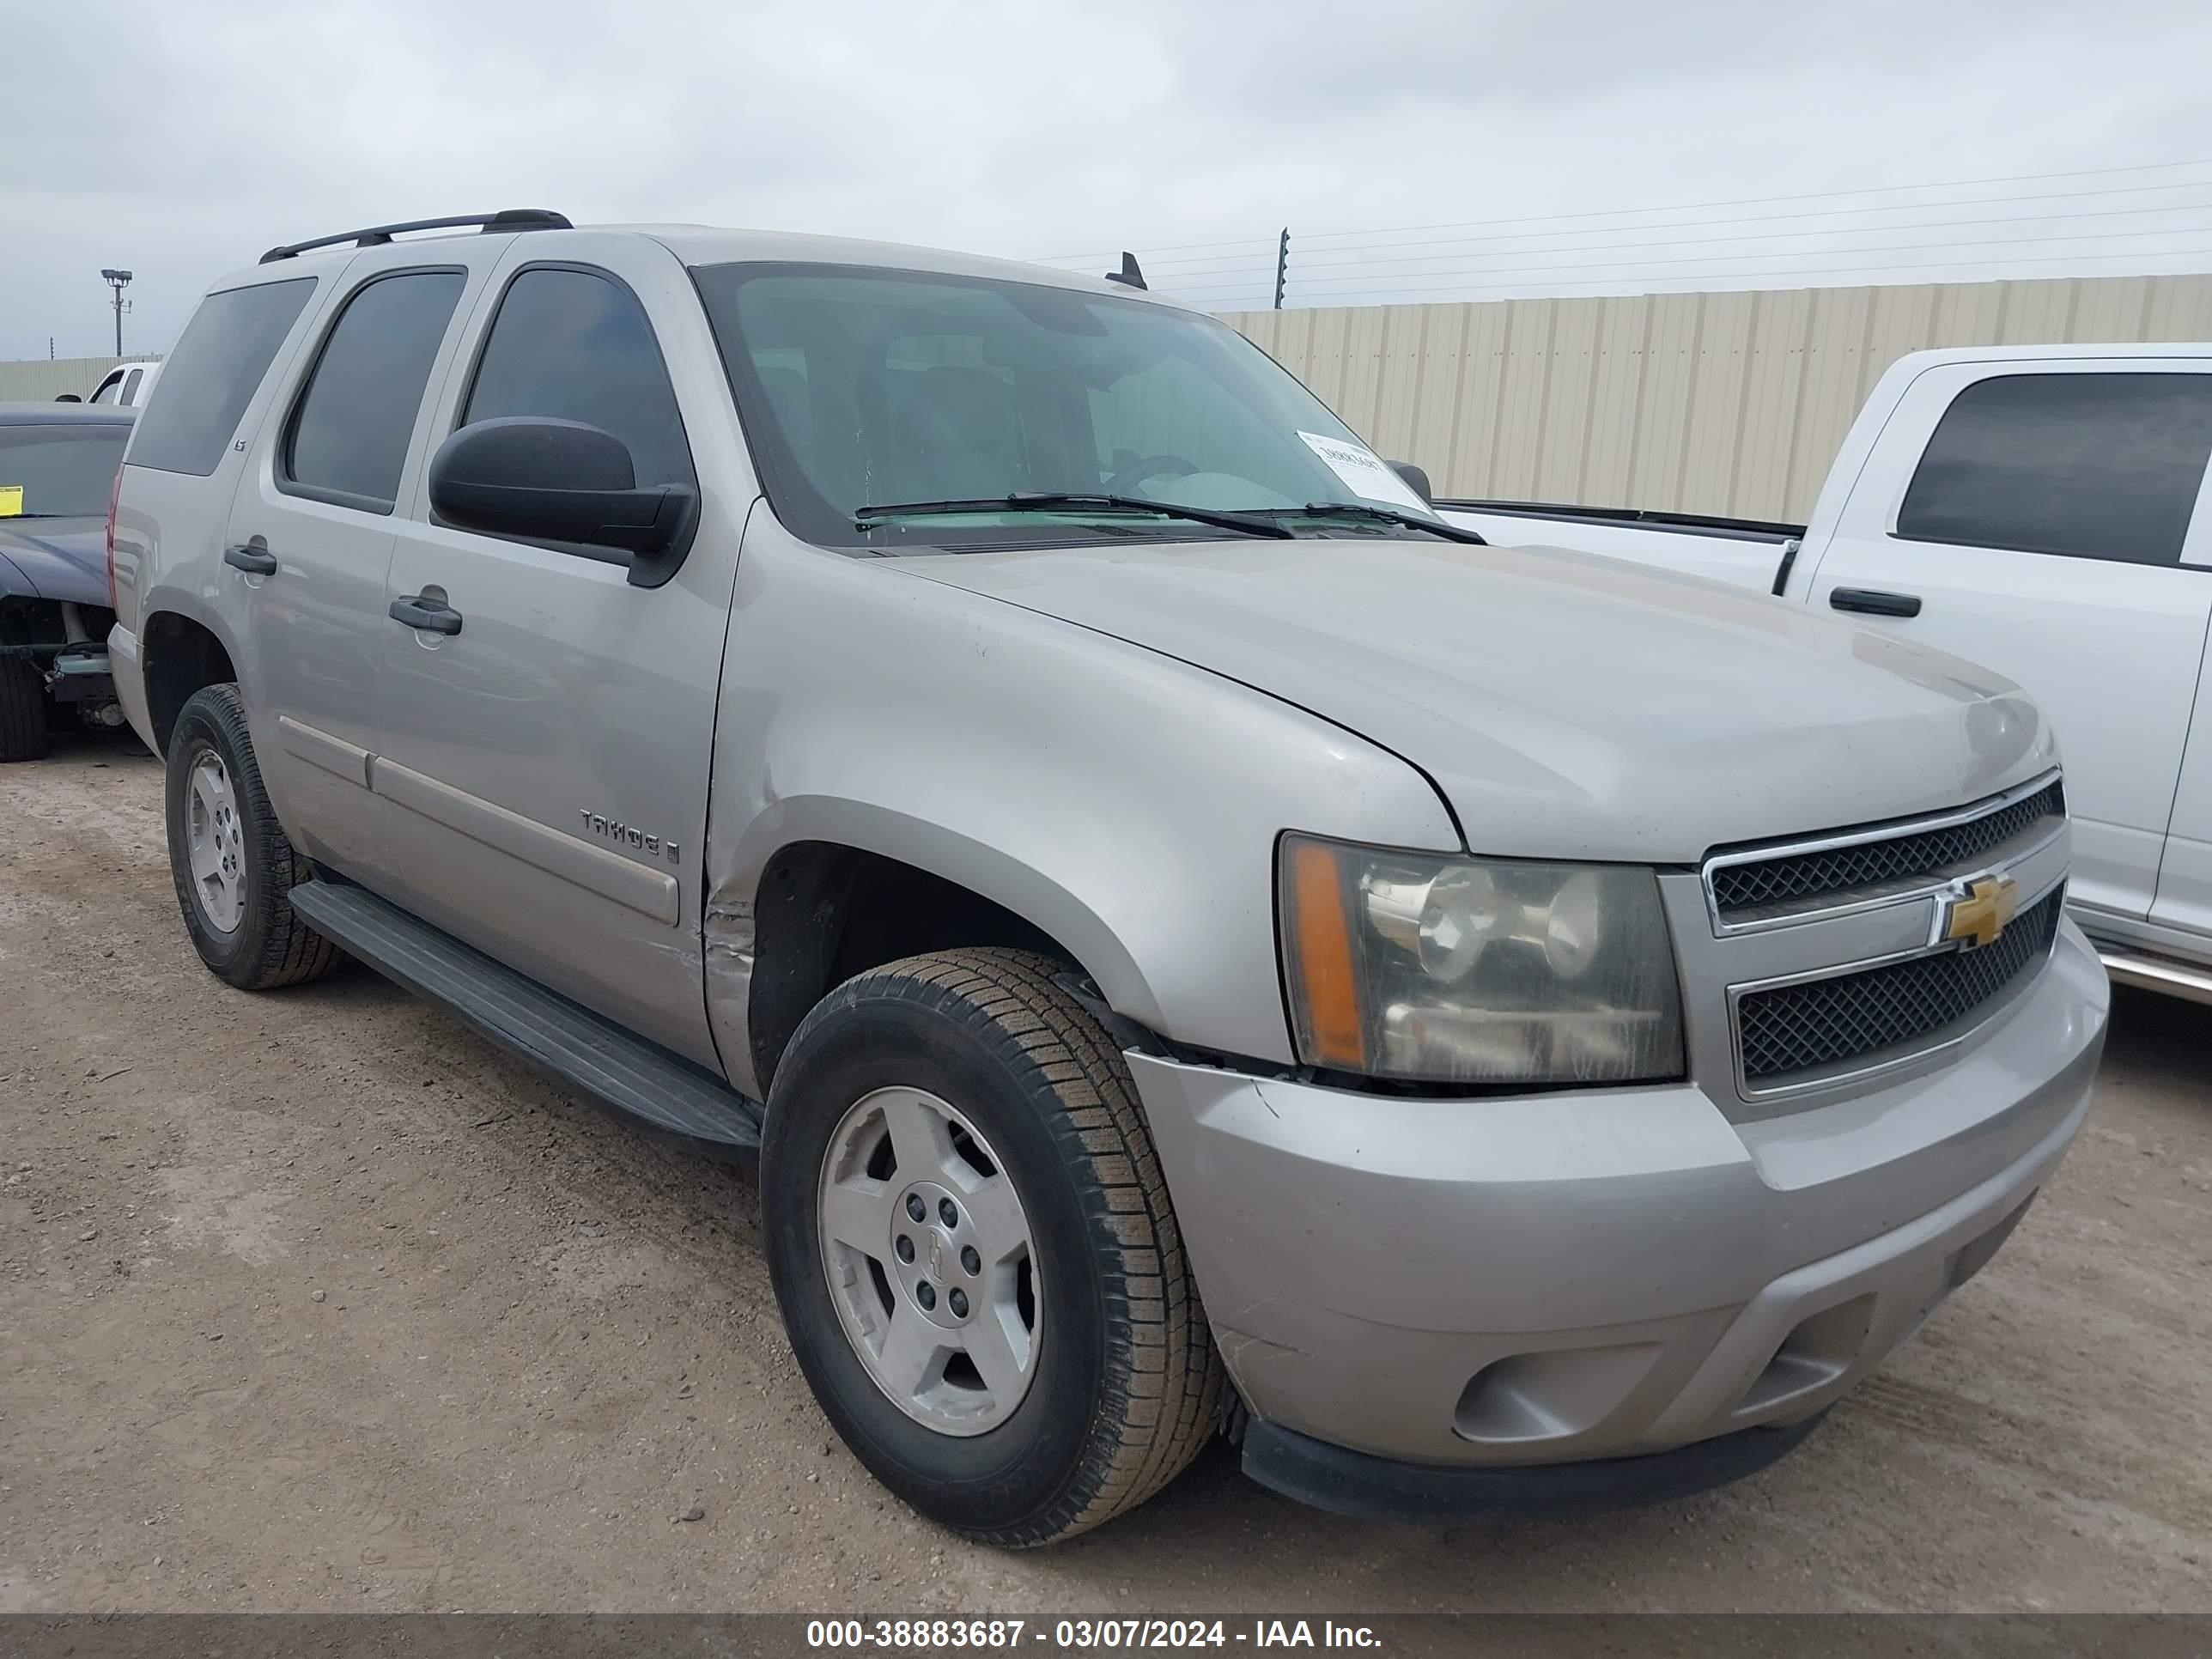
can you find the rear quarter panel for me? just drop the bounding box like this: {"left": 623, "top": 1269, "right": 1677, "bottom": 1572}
{"left": 111, "top": 265, "right": 346, "bottom": 760}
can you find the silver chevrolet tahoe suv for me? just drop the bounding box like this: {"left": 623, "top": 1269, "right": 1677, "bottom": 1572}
{"left": 108, "top": 209, "right": 2108, "bottom": 1545}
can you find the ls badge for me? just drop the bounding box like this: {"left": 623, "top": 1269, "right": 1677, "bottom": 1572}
{"left": 1939, "top": 872, "right": 2020, "bottom": 951}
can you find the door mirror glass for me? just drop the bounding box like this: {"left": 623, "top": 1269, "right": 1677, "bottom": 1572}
{"left": 428, "top": 416, "right": 696, "bottom": 560}
{"left": 1390, "top": 460, "right": 1433, "bottom": 505}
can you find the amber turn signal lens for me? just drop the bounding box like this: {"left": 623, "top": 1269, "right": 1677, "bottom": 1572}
{"left": 1285, "top": 837, "right": 1367, "bottom": 1069}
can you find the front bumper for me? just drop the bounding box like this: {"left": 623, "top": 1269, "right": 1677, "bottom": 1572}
{"left": 1127, "top": 920, "right": 2107, "bottom": 1517}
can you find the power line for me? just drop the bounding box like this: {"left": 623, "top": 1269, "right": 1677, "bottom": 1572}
{"left": 1286, "top": 157, "right": 2212, "bottom": 246}
{"left": 1128, "top": 188, "right": 2212, "bottom": 277}
{"left": 1271, "top": 243, "right": 2212, "bottom": 302}
{"left": 1259, "top": 222, "right": 2212, "bottom": 293}
{"left": 1049, "top": 180, "right": 2212, "bottom": 280}
{"left": 1026, "top": 156, "right": 2212, "bottom": 264}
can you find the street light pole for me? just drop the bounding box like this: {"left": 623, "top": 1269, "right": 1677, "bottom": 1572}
{"left": 99, "top": 269, "right": 134, "bottom": 356}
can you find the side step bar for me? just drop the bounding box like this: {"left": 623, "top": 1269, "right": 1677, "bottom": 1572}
{"left": 289, "top": 879, "right": 763, "bottom": 1160}
{"left": 2095, "top": 944, "right": 2212, "bottom": 1007}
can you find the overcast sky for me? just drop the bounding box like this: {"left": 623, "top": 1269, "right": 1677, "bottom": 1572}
{"left": 6, "top": 0, "right": 2211, "bottom": 361}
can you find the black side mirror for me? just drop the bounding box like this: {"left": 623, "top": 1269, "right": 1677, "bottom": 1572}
{"left": 1390, "top": 460, "right": 1434, "bottom": 506}
{"left": 428, "top": 417, "right": 696, "bottom": 563}
{"left": 53, "top": 393, "right": 82, "bottom": 403}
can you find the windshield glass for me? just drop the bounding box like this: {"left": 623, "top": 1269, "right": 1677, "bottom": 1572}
{"left": 691, "top": 262, "right": 1442, "bottom": 550}
{"left": 0, "top": 425, "right": 129, "bottom": 518}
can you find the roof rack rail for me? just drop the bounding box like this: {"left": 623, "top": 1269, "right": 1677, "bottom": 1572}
{"left": 258, "top": 209, "right": 571, "bottom": 264}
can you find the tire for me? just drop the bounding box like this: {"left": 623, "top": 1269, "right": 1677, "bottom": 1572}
{"left": 0, "top": 622, "right": 49, "bottom": 763}
{"left": 762, "top": 947, "right": 1225, "bottom": 1546}
{"left": 164, "top": 684, "right": 342, "bottom": 990}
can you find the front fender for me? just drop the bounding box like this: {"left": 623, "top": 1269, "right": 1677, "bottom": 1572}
{"left": 705, "top": 520, "right": 1462, "bottom": 1096}
{"left": 735, "top": 791, "right": 1162, "bottom": 1028}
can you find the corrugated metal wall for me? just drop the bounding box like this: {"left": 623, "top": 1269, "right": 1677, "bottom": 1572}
{"left": 1224, "top": 273, "right": 2212, "bottom": 522}
{"left": 0, "top": 356, "right": 152, "bottom": 403}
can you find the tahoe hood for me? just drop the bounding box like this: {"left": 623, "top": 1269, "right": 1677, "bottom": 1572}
{"left": 904, "top": 536, "right": 2056, "bottom": 863}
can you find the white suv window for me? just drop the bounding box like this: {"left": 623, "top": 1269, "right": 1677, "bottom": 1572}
{"left": 1897, "top": 372, "right": 2212, "bottom": 566}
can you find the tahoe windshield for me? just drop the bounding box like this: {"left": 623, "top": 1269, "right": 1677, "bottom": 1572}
{"left": 0, "top": 425, "right": 129, "bottom": 518}
{"left": 692, "top": 262, "right": 1454, "bottom": 550}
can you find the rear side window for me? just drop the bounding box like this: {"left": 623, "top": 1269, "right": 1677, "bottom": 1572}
{"left": 122, "top": 368, "right": 143, "bottom": 404}
{"left": 0, "top": 425, "right": 131, "bottom": 517}
{"left": 459, "top": 267, "right": 694, "bottom": 491}
{"left": 130, "top": 278, "right": 316, "bottom": 477}
{"left": 1897, "top": 372, "right": 2212, "bottom": 566}
{"left": 283, "top": 270, "right": 466, "bottom": 511}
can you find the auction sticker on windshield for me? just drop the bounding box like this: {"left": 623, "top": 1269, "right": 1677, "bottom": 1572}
{"left": 0, "top": 486, "right": 22, "bottom": 517}
{"left": 1297, "top": 431, "right": 1429, "bottom": 513}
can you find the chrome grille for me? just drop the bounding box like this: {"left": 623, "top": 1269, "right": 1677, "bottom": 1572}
{"left": 1736, "top": 887, "right": 2063, "bottom": 1085}
{"left": 1709, "top": 779, "right": 2064, "bottom": 921}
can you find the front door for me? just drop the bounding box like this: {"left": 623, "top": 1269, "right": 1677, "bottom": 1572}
{"left": 371, "top": 234, "right": 749, "bottom": 1066}
{"left": 1800, "top": 361, "right": 2212, "bottom": 923}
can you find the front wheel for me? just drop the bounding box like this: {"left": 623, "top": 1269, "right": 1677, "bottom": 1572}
{"left": 761, "top": 948, "right": 1225, "bottom": 1546}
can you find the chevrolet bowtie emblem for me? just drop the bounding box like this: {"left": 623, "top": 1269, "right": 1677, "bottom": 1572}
{"left": 1942, "top": 873, "right": 2021, "bottom": 951}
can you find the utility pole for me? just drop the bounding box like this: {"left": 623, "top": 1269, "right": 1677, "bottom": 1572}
{"left": 100, "top": 269, "right": 134, "bottom": 356}
{"left": 1273, "top": 228, "right": 1290, "bottom": 311}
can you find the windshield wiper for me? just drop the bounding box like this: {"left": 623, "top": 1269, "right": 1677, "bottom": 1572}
{"left": 1268, "top": 501, "right": 1486, "bottom": 544}
{"left": 854, "top": 493, "right": 1293, "bottom": 540}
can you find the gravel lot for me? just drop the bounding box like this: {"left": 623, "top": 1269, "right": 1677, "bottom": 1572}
{"left": 3, "top": 732, "right": 2209, "bottom": 1613}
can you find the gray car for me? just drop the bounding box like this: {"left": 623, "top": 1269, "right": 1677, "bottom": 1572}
{"left": 107, "top": 210, "right": 2107, "bottom": 1544}
{"left": 0, "top": 402, "right": 134, "bottom": 758}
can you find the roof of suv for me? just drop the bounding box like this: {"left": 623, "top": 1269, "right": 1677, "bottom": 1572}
{"left": 226, "top": 221, "right": 1165, "bottom": 305}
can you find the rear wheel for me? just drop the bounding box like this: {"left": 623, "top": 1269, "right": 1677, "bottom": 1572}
{"left": 0, "top": 617, "right": 49, "bottom": 762}
{"left": 164, "top": 684, "right": 342, "bottom": 989}
{"left": 761, "top": 948, "right": 1224, "bottom": 1546}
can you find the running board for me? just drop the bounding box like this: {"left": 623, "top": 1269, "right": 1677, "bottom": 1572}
{"left": 289, "top": 879, "right": 763, "bottom": 1160}
{"left": 2095, "top": 944, "right": 2212, "bottom": 1007}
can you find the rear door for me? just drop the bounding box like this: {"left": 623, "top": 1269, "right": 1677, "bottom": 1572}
{"left": 369, "top": 233, "right": 750, "bottom": 1066}
{"left": 224, "top": 246, "right": 488, "bottom": 881}
{"left": 1799, "top": 361, "right": 2212, "bottom": 923}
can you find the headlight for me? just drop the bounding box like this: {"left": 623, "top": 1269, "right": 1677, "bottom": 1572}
{"left": 1278, "top": 835, "right": 1686, "bottom": 1085}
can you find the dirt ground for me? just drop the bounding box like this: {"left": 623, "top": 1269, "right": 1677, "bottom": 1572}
{"left": 3, "top": 731, "right": 2209, "bottom": 1614}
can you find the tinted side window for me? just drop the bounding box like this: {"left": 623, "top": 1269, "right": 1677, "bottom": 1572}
{"left": 131, "top": 278, "right": 317, "bottom": 477}
{"left": 122, "top": 369, "right": 143, "bottom": 404}
{"left": 0, "top": 426, "right": 131, "bottom": 515}
{"left": 460, "top": 268, "right": 693, "bottom": 491}
{"left": 89, "top": 374, "right": 121, "bottom": 404}
{"left": 284, "top": 271, "right": 465, "bottom": 510}
{"left": 1897, "top": 372, "right": 2212, "bottom": 566}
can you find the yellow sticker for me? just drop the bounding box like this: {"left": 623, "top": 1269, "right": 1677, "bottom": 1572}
{"left": 0, "top": 486, "right": 21, "bottom": 517}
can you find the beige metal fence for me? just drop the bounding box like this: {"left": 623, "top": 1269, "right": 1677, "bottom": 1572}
{"left": 0, "top": 356, "right": 151, "bottom": 404}
{"left": 1223, "top": 274, "right": 2212, "bottom": 523}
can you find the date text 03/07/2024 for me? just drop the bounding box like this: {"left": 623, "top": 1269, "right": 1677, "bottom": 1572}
{"left": 804, "top": 1619, "right": 1383, "bottom": 1650}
